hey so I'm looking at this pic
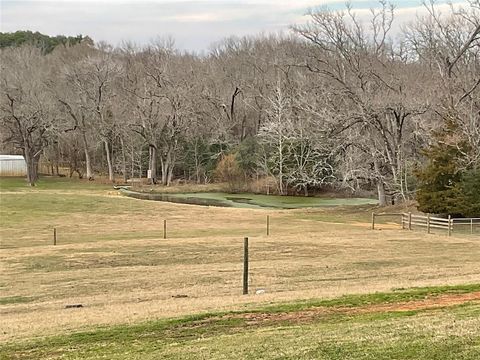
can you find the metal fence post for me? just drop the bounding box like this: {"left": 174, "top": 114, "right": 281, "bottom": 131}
{"left": 243, "top": 237, "right": 249, "bottom": 295}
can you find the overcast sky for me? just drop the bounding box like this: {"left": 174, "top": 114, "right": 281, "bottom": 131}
{"left": 0, "top": 0, "right": 468, "bottom": 52}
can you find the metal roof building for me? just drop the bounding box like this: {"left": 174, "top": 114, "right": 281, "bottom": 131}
{"left": 0, "top": 155, "right": 27, "bottom": 176}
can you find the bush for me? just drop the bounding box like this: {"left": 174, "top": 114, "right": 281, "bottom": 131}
{"left": 214, "top": 154, "right": 244, "bottom": 192}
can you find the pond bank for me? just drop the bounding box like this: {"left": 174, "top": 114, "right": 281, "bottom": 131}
{"left": 119, "top": 189, "right": 378, "bottom": 209}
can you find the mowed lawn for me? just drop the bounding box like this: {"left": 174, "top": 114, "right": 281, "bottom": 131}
{"left": 1, "top": 177, "right": 480, "bottom": 359}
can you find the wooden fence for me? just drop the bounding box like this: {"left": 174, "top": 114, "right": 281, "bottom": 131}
{"left": 401, "top": 213, "right": 452, "bottom": 235}
{"left": 372, "top": 212, "right": 480, "bottom": 236}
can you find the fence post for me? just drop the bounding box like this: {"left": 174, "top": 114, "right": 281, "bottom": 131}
{"left": 427, "top": 214, "right": 430, "bottom": 234}
{"left": 243, "top": 237, "right": 249, "bottom": 295}
{"left": 471, "top": 219, "right": 474, "bottom": 235}
{"left": 163, "top": 219, "right": 167, "bottom": 239}
{"left": 448, "top": 215, "right": 452, "bottom": 237}
{"left": 408, "top": 212, "right": 412, "bottom": 230}
{"left": 401, "top": 214, "right": 405, "bottom": 229}
{"left": 371, "top": 213, "right": 375, "bottom": 230}
{"left": 266, "top": 215, "right": 270, "bottom": 236}
{"left": 53, "top": 227, "right": 57, "bottom": 246}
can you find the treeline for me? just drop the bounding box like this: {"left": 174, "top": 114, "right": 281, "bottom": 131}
{"left": 0, "top": 1, "right": 479, "bottom": 216}
{"left": 0, "top": 30, "right": 88, "bottom": 54}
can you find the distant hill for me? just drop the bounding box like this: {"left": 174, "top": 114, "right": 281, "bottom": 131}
{"left": 0, "top": 30, "right": 91, "bottom": 53}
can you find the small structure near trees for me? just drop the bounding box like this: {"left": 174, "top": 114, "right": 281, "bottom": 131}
{"left": 0, "top": 155, "right": 27, "bottom": 176}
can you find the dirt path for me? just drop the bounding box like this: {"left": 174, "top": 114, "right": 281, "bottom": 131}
{"left": 225, "top": 291, "right": 480, "bottom": 325}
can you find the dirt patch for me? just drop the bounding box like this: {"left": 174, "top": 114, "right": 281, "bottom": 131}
{"left": 226, "top": 291, "right": 480, "bottom": 325}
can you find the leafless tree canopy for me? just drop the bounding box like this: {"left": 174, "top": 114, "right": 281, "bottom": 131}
{"left": 1, "top": 1, "right": 478, "bottom": 202}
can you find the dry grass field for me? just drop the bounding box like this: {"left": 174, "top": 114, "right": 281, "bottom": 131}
{"left": 1, "top": 177, "right": 480, "bottom": 359}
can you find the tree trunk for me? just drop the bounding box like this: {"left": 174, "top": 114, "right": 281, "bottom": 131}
{"left": 28, "top": 160, "right": 39, "bottom": 186}
{"left": 55, "top": 141, "right": 60, "bottom": 176}
{"left": 139, "top": 149, "right": 143, "bottom": 179}
{"left": 377, "top": 180, "right": 387, "bottom": 206}
{"left": 278, "top": 138, "right": 284, "bottom": 195}
{"left": 82, "top": 133, "right": 94, "bottom": 180}
{"left": 240, "top": 114, "right": 247, "bottom": 142}
{"left": 194, "top": 140, "right": 201, "bottom": 184}
{"left": 160, "top": 147, "right": 176, "bottom": 186}
{"left": 160, "top": 157, "right": 168, "bottom": 186}
{"left": 374, "top": 159, "right": 387, "bottom": 206}
{"left": 23, "top": 147, "right": 39, "bottom": 186}
{"left": 167, "top": 164, "right": 174, "bottom": 186}
{"left": 149, "top": 145, "right": 157, "bottom": 184}
{"left": 104, "top": 140, "right": 114, "bottom": 182}
{"left": 167, "top": 150, "right": 176, "bottom": 186}
{"left": 120, "top": 137, "right": 127, "bottom": 183}
{"left": 131, "top": 147, "right": 135, "bottom": 180}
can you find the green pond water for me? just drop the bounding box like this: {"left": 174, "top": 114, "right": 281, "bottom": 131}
{"left": 121, "top": 190, "right": 378, "bottom": 209}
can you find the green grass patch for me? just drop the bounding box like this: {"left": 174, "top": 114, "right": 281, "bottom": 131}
{"left": 2, "top": 284, "right": 479, "bottom": 359}
{"left": 238, "top": 283, "right": 480, "bottom": 314}
{"left": 0, "top": 296, "right": 36, "bottom": 305}
{"left": 0, "top": 177, "right": 111, "bottom": 191}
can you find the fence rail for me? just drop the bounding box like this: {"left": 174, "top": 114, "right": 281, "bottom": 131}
{"left": 372, "top": 212, "right": 480, "bottom": 236}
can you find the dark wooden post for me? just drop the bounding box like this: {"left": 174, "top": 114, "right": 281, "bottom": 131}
{"left": 243, "top": 237, "right": 249, "bottom": 295}
{"left": 53, "top": 228, "right": 57, "bottom": 246}
{"left": 371, "top": 213, "right": 375, "bottom": 230}
{"left": 408, "top": 212, "right": 412, "bottom": 230}
{"left": 266, "top": 215, "right": 270, "bottom": 236}
{"left": 448, "top": 215, "right": 452, "bottom": 237}
{"left": 163, "top": 219, "right": 167, "bottom": 239}
{"left": 471, "top": 219, "right": 474, "bottom": 235}
{"left": 427, "top": 214, "right": 430, "bottom": 234}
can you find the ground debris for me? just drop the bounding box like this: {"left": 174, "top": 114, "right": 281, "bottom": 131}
{"left": 65, "top": 304, "right": 83, "bottom": 309}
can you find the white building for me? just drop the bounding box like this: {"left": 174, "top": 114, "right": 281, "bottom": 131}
{"left": 0, "top": 155, "right": 27, "bottom": 176}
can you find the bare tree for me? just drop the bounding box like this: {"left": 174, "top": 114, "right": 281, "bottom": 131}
{"left": 0, "top": 46, "right": 53, "bottom": 185}
{"left": 292, "top": 1, "right": 432, "bottom": 204}
{"left": 405, "top": 0, "right": 480, "bottom": 169}
{"left": 54, "top": 42, "right": 97, "bottom": 180}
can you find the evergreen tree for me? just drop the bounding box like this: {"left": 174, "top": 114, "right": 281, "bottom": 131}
{"left": 236, "top": 137, "right": 260, "bottom": 177}
{"left": 456, "top": 170, "right": 480, "bottom": 217}
{"left": 415, "top": 119, "right": 469, "bottom": 216}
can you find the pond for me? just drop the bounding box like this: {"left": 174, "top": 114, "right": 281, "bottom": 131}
{"left": 120, "top": 189, "right": 378, "bottom": 209}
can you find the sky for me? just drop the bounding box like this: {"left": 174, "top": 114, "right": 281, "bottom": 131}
{"left": 0, "top": 0, "right": 469, "bottom": 52}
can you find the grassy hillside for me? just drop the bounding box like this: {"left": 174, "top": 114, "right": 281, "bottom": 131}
{"left": 1, "top": 177, "right": 479, "bottom": 359}
{"left": 1, "top": 285, "right": 480, "bottom": 359}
